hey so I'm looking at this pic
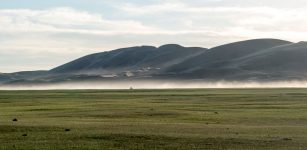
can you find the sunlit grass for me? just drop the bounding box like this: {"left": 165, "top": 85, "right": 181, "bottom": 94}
{"left": 0, "top": 89, "right": 306, "bottom": 149}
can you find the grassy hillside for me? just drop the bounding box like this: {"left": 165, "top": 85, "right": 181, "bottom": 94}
{"left": 0, "top": 89, "right": 307, "bottom": 149}
{"left": 4, "top": 39, "right": 307, "bottom": 83}
{"left": 167, "top": 39, "right": 292, "bottom": 73}
{"left": 50, "top": 45, "right": 205, "bottom": 74}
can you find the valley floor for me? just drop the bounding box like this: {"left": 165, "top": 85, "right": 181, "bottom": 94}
{"left": 0, "top": 89, "right": 307, "bottom": 150}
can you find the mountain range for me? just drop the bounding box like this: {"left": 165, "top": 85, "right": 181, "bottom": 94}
{"left": 2, "top": 38, "right": 307, "bottom": 85}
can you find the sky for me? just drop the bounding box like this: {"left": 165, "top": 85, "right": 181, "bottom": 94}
{"left": 1, "top": 0, "right": 307, "bottom": 72}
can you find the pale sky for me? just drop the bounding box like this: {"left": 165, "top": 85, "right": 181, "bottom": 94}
{"left": 1, "top": 0, "right": 307, "bottom": 72}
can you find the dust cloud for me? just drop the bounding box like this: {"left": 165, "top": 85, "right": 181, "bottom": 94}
{"left": 1, "top": 80, "right": 307, "bottom": 90}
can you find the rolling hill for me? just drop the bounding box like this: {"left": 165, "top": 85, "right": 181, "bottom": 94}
{"left": 165, "top": 39, "right": 294, "bottom": 80}
{"left": 3, "top": 38, "right": 307, "bottom": 84}
{"left": 50, "top": 44, "right": 206, "bottom": 74}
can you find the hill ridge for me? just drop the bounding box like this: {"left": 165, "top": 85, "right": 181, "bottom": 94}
{"left": 4, "top": 38, "right": 307, "bottom": 84}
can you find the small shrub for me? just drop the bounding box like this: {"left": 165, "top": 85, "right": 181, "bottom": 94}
{"left": 65, "top": 129, "right": 71, "bottom": 132}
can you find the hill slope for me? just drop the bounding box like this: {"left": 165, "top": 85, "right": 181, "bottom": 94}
{"left": 50, "top": 44, "right": 206, "bottom": 75}
{"left": 165, "top": 39, "right": 294, "bottom": 80}
{"left": 233, "top": 41, "right": 307, "bottom": 80}
{"left": 4, "top": 38, "right": 307, "bottom": 84}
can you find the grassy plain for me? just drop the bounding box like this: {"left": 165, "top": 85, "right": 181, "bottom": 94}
{"left": 0, "top": 89, "right": 307, "bottom": 150}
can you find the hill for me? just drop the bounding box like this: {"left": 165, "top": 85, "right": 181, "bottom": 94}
{"left": 50, "top": 44, "right": 206, "bottom": 75}
{"left": 165, "top": 39, "right": 294, "bottom": 80}
{"left": 4, "top": 38, "right": 307, "bottom": 84}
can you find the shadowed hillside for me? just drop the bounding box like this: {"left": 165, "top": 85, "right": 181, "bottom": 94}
{"left": 3, "top": 38, "right": 307, "bottom": 84}
{"left": 50, "top": 44, "right": 206, "bottom": 74}
{"left": 165, "top": 39, "right": 294, "bottom": 80}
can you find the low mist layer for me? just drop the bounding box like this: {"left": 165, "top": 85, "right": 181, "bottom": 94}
{"left": 1, "top": 80, "right": 307, "bottom": 90}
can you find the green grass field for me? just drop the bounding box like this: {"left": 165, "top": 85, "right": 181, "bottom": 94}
{"left": 1, "top": 89, "right": 307, "bottom": 150}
